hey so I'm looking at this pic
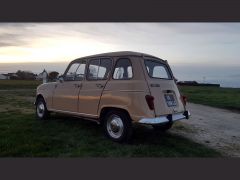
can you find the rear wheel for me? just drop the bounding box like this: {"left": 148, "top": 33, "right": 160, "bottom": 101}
{"left": 152, "top": 122, "right": 173, "bottom": 132}
{"left": 103, "top": 110, "right": 133, "bottom": 142}
{"left": 36, "top": 97, "right": 49, "bottom": 120}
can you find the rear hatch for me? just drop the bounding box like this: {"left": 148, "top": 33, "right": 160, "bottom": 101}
{"left": 144, "top": 59, "right": 185, "bottom": 117}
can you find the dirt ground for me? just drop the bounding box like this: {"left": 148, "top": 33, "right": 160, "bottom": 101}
{"left": 171, "top": 103, "right": 240, "bottom": 157}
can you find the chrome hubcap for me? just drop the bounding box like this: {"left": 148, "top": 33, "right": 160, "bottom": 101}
{"left": 37, "top": 102, "right": 45, "bottom": 118}
{"left": 107, "top": 115, "right": 124, "bottom": 139}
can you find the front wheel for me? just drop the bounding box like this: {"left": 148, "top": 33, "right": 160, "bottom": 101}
{"left": 103, "top": 110, "right": 133, "bottom": 142}
{"left": 35, "top": 97, "right": 49, "bottom": 120}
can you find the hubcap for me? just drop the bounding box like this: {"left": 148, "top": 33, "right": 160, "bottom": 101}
{"left": 37, "top": 102, "right": 45, "bottom": 118}
{"left": 107, "top": 115, "right": 124, "bottom": 139}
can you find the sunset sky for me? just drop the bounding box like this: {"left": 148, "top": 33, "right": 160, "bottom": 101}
{"left": 0, "top": 23, "right": 240, "bottom": 87}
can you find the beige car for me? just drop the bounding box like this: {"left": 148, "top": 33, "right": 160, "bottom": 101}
{"left": 35, "top": 51, "right": 190, "bottom": 142}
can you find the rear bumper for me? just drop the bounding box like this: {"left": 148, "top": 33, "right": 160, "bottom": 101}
{"left": 138, "top": 110, "right": 190, "bottom": 125}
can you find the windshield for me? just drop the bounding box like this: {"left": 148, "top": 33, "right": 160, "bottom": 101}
{"left": 144, "top": 59, "right": 172, "bottom": 80}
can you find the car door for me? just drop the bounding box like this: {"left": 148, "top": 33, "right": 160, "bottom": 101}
{"left": 52, "top": 60, "right": 86, "bottom": 112}
{"left": 78, "top": 58, "right": 112, "bottom": 116}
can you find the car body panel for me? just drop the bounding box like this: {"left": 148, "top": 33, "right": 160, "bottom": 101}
{"left": 52, "top": 81, "right": 81, "bottom": 112}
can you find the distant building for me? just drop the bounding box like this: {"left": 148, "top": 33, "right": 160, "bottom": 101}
{"left": 36, "top": 69, "right": 47, "bottom": 80}
{"left": 0, "top": 74, "right": 8, "bottom": 80}
{"left": 36, "top": 69, "right": 48, "bottom": 83}
{"left": 7, "top": 73, "right": 18, "bottom": 79}
{"left": 177, "top": 80, "right": 220, "bottom": 87}
{"left": 177, "top": 81, "right": 198, "bottom": 85}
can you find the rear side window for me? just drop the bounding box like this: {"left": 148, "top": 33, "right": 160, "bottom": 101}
{"left": 113, "top": 58, "right": 133, "bottom": 80}
{"left": 98, "top": 58, "right": 112, "bottom": 80}
{"left": 87, "top": 58, "right": 112, "bottom": 80}
{"left": 145, "top": 60, "right": 172, "bottom": 79}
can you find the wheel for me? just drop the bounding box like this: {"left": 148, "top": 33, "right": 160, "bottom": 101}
{"left": 152, "top": 122, "right": 173, "bottom": 132}
{"left": 35, "top": 97, "right": 49, "bottom": 120}
{"left": 103, "top": 110, "right": 133, "bottom": 142}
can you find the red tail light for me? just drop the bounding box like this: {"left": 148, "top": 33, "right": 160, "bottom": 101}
{"left": 181, "top": 95, "right": 187, "bottom": 106}
{"left": 145, "top": 95, "right": 155, "bottom": 110}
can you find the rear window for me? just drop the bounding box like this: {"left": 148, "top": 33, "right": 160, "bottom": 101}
{"left": 144, "top": 60, "right": 172, "bottom": 79}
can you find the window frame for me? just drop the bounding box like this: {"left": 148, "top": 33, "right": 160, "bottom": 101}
{"left": 86, "top": 58, "right": 113, "bottom": 81}
{"left": 112, "top": 57, "right": 134, "bottom": 80}
{"left": 75, "top": 60, "right": 87, "bottom": 81}
{"left": 63, "top": 59, "right": 87, "bottom": 82}
{"left": 144, "top": 59, "right": 173, "bottom": 80}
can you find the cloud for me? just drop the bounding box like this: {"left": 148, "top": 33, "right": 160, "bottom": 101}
{"left": 0, "top": 23, "right": 240, "bottom": 65}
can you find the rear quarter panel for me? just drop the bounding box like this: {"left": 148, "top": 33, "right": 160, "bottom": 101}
{"left": 98, "top": 56, "right": 155, "bottom": 122}
{"left": 140, "top": 59, "right": 185, "bottom": 116}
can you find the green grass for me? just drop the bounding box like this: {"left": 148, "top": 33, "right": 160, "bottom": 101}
{"left": 0, "top": 80, "right": 41, "bottom": 89}
{"left": 0, "top": 87, "right": 222, "bottom": 157}
{"left": 179, "top": 86, "right": 240, "bottom": 111}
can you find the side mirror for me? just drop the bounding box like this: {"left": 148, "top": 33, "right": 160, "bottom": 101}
{"left": 58, "top": 75, "right": 64, "bottom": 83}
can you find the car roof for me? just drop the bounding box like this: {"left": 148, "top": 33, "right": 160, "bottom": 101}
{"left": 72, "top": 51, "right": 166, "bottom": 62}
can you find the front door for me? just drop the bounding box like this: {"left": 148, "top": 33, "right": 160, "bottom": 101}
{"left": 78, "top": 58, "right": 112, "bottom": 116}
{"left": 52, "top": 60, "right": 86, "bottom": 112}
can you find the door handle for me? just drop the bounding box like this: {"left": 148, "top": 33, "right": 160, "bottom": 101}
{"left": 96, "top": 84, "right": 104, "bottom": 88}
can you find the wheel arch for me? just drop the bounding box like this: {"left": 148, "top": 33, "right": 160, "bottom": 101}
{"left": 99, "top": 107, "right": 132, "bottom": 124}
{"left": 36, "top": 94, "right": 44, "bottom": 102}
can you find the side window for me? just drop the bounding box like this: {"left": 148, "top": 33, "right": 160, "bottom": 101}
{"left": 87, "top": 59, "right": 100, "bottom": 80}
{"left": 98, "top": 58, "right": 112, "bottom": 80}
{"left": 75, "top": 61, "right": 86, "bottom": 81}
{"left": 87, "top": 58, "right": 112, "bottom": 80}
{"left": 113, "top": 58, "right": 133, "bottom": 80}
{"left": 65, "top": 63, "right": 80, "bottom": 81}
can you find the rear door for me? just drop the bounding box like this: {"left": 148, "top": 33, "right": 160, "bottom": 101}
{"left": 144, "top": 59, "right": 185, "bottom": 116}
{"left": 78, "top": 58, "right": 112, "bottom": 116}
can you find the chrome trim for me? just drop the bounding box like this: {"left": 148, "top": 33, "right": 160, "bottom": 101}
{"left": 48, "top": 108, "right": 98, "bottom": 118}
{"left": 103, "top": 89, "right": 145, "bottom": 92}
{"left": 139, "top": 111, "right": 190, "bottom": 125}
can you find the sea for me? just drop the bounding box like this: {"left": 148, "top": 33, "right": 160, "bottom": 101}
{"left": 0, "top": 62, "right": 240, "bottom": 88}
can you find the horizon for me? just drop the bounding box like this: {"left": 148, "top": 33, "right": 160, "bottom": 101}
{"left": 0, "top": 61, "right": 239, "bottom": 88}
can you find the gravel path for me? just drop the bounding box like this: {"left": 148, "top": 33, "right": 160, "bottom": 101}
{"left": 172, "top": 103, "right": 240, "bottom": 157}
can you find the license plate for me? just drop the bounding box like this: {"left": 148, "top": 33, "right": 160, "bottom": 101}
{"left": 164, "top": 94, "right": 177, "bottom": 107}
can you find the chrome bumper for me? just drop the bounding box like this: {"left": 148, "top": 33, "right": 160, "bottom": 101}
{"left": 139, "top": 110, "right": 190, "bottom": 125}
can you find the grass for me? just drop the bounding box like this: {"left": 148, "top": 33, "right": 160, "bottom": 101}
{"left": 0, "top": 80, "right": 41, "bottom": 89}
{"left": 179, "top": 86, "right": 240, "bottom": 111}
{"left": 0, "top": 111, "right": 221, "bottom": 157}
{"left": 0, "top": 80, "right": 222, "bottom": 157}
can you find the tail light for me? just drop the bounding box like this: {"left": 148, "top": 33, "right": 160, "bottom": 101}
{"left": 181, "top": 95, "right": 187, "bottom": 106}
{"left": 145, "top": 95, "right": 155, "bottom": 110}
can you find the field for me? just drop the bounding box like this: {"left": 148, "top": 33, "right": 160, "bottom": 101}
{"left": 179, "top": 86, "right": 240, "bottom": 111}
{"left": 0, "top": 80, "right": 41, "bottom": 89}
{"left": 0, "top": 80, "right": 223, "bottom": 157}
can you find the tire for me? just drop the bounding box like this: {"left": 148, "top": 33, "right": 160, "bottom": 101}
{"left": 103, "top": 110, "right": 133, "bottom": 142}
{"left": 35, "top": 97, "right": 49, "bottom": 120}
{"left": 152, "top": 122, "right": 173, "bottom": 132}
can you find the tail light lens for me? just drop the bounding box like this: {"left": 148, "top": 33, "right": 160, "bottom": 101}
{"left": 145, "top": 95, "right": 155, "bottom": 110}
{"left": 181, "top": 95, "right": 187, "bottom": 106}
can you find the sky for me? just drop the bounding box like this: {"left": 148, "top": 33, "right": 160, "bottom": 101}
{"left": 0, "top": 23, "right": 240, "bottom": 87}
